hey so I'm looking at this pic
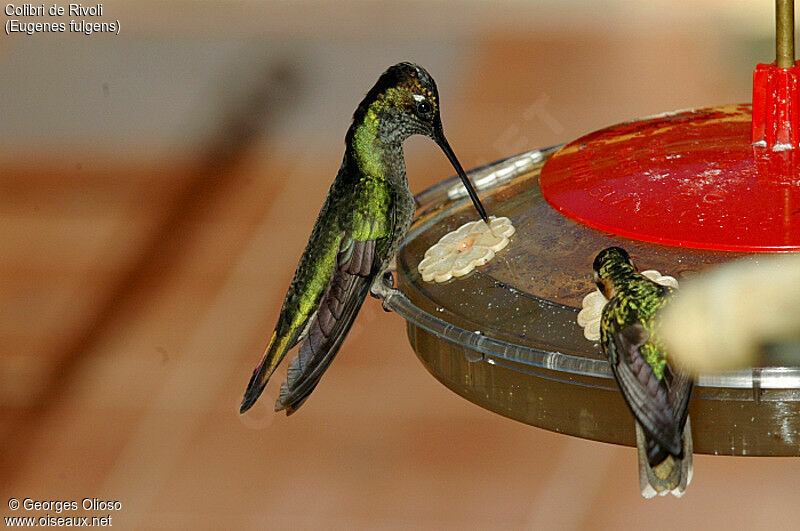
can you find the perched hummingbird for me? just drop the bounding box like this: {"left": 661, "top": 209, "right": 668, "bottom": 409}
{"left": 593, "top": 247, "right": 694, "bottom": 498}
{"left": 240, "top": 62, "right": 489, "bottom": 415}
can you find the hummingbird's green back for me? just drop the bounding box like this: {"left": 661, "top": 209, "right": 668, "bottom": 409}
{"left": 601, "top": 275, "right": 674, "bottom": 379}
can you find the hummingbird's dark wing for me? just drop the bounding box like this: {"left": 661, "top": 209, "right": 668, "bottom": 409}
{"left": 273, "top": 183, "right": 394, "bottom": 415}
{"left": 274, "top": 232, "right": 386, "bottom": 415}
{"left": 663, "top": 364, "right": 693, "bottom": 428}
{"left": 605, "top": 316, "right": 683, "bottom": 458}
{"left": 239, "top": 173, "right": 395, "bottom": 415}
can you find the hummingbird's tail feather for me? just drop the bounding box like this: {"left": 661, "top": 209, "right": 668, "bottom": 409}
{"left": 240, "top": 331, "right": 294, "bottom": 414}
{"left": 636, "top": 417, "right": 693, "bottom": 498}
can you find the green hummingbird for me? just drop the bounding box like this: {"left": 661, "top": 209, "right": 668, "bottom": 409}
{"left": 593, "top": 247, "right": 694, "bottom": 498}
{"left": 240, "top": 62, "right": 489, "bottom": 415}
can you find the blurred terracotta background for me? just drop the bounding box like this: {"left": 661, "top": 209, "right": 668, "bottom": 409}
{"left": 2, "top": 1, "right": 799, "bottom": 529}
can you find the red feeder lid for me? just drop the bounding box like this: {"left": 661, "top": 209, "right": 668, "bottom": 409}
{"left": 539, "top": 104, "right": 800, "bottom": 252}
{"left": 541, "top": 1, "right": 800, "bottom": 253}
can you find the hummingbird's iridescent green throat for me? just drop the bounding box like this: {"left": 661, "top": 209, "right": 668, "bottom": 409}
{"left": 346, "top": 62, "right": 489, "bottom": 223}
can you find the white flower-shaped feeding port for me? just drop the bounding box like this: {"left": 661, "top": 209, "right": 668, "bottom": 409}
{"left": 577, "top": 270, "right": 679, "bottom": 341}
{"left": 418, "top": 216, "right": 515, "bottom": 283}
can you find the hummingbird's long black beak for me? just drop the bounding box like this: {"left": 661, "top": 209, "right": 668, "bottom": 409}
{"left": 434, "top": 128, "right": 490, "bottom": 224}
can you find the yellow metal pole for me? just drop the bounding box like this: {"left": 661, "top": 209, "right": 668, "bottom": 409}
{"left": 777, "top": 0, "right": 795, "bottom": 67}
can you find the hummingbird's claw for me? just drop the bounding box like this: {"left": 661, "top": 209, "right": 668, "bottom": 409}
{"left": 369, "top": 270, "right": 396, "bottom": 311}
{"left": 380, "top": 271, "right": 395, "bottom": 311}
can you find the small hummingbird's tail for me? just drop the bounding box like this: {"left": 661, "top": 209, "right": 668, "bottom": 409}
{"left": 240, "top": 331, "right": 293, "bottom": 414}
{"left": 636, "top": 417, "right": 694, "bottom": 498}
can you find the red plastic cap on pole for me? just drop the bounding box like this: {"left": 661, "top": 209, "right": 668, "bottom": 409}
{"left": 753, "top": 0, "right": 799, "bottom": 150}
{"left": 752, "top": 62, "right": 800, "bottom": 150}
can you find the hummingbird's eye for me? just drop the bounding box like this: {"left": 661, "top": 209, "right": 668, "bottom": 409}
{"left": 415, "top": 100, "right": 433, "bottom": 117}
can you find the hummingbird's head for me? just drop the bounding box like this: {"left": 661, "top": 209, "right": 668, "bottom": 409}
{"left": 352, "top": 62, "right": 443, "bottom": 144}
{"left": 593, "top": 246, "right": 635, "bottom": 299}
{"left": 350, "top": 62, "right": 489, "bottom": 223}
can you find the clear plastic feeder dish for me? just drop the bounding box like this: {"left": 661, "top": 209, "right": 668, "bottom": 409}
{"left": 381, "top": 132, "right": 800, "bottom": 457}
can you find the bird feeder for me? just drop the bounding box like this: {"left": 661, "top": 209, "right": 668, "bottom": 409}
{"left": 379, "top": 1, "right": 800, "bottom": 456}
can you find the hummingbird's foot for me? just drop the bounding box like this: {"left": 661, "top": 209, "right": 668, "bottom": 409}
{"left": 370, "top": 270, "right": 396, "bottom": 311}
{"left": 381, "top": 271, "right": 395, "bottom": 311}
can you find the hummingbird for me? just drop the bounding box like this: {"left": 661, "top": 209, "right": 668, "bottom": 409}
{"left": 593, "top": 247, "right": 694, "bottom": 498}
{"left": 240, "top": 62, "right": 489, "bottom": 415}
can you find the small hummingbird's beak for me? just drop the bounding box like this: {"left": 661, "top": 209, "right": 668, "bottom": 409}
{"left": 434, "top": 127, "right": 490, "bottom": 224}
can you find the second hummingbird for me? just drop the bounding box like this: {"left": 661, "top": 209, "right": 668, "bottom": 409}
{"left": 240, "top": 62, "right": 490, "bottom": 415}
{"left": 594, "top": 247, "right": 694, "bottom": 497}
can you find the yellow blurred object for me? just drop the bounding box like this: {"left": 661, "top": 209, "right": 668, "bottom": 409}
{"left": 661, "top": 255, "right": 800, "bottom": 374}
